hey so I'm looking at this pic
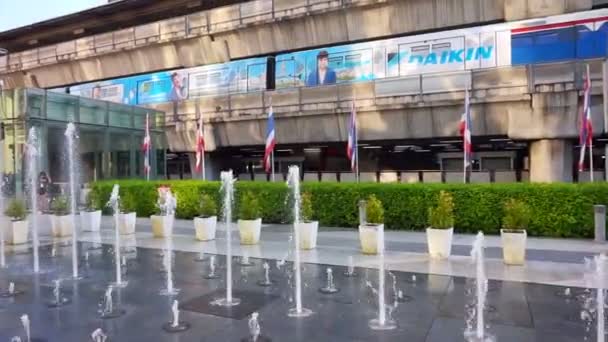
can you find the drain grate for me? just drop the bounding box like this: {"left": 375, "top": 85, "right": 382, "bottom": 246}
{"left": 181, "top": 289, "right": 279, "bottom": 320}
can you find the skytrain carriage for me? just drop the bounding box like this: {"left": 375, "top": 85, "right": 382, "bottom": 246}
{"left": 63, "top": 56, "right": 270, "bottom": 105}
{"left": 275, "top": 8, "right": 608, "bottom": 89}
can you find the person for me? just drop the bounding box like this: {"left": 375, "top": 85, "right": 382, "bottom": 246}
{"left": 169, "top": 72, "right": 187, "bottom": 122}
{"left": 91, "top": 85, "right": 102, "bottom": 100}
{"left": 306, "top": 50, "right": 337, "bottom": 87}
{"left": 37, "top": 171, "right": 51, "bottom": 212}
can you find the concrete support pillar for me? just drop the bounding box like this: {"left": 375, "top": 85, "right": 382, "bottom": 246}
{"left": 504, "top": 0, "right": 592, "bottom": 21}
{"left": 529, "top": 139, "right": 573, "bottom": 183}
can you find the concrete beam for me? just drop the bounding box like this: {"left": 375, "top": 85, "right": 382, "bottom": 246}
{"left": 504, "top": 0, "right": 592, "bottom": 21}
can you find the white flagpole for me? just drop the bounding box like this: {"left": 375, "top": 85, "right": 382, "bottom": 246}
{"left": 463, "top": 151, "right": 467, "bottom": 184}
{"left": 588, "top": 64, "right": 594, "bottom": 182}
{"left": 590, "top": 141, "right": 594, "bottom": 182}
{"left": 271, "top": 152, "right": 275, "bottom": 182}
{"left": 202, "top": 150, "right": 206, "bottom": 181}
{"left": 354, "top": 96, "right": 359, "bottom": 183}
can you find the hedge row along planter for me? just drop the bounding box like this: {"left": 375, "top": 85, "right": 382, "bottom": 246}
{"left": 151, "top": 215, "right": 174, "bottom": 238}
{"left": 118, "top": 212, "right": 136, "bottom": 235}
{"left": 238, "top": 219, "right": 262, "bottom": 245}
{"left": 80, "top": 210, "right": 102, "bottom": 232}
{"left": 194, "top": 216, "right": 217, "bottom": 241}
{"left": 7, "top": 220, "right": 28, "bottom": 245}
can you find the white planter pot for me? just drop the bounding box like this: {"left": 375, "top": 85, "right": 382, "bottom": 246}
{"left": 51, "top": 215, "right": 74, "bottom": 237}
{"left": 238, "top": 218, "right": 262, "bottom": 245}
{"left": 194, "top": 216, "right": 217, "bottom": 241}
{"left": 358, "top": 224, "right": 384, "bottom": 255}
{"left": 151, "top": 215, "right": 174, "bottom": 238}
{"left": 80, "top": 210, "right": 102, "bottom": 232}
{"left": 296, "top": 221, "right": 318, "bottom": 250}
{"left": 38, "top": 213, "right": 52, "bottom": 236}
{"left": 501, "top": 229, "right": 527, "bottom": 265}
{"left": 6, "top": 220, "right": 29, "bottom": 245}
{"left": 426, "top": 227, "right": 453, "bottom": 259}
{"left": 118, "top": 212, "right": 137, "bottom": 235}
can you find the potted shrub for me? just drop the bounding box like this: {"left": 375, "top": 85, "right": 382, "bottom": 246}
{"left": 117, "top": 192, "right": 137, "bottom": 235}
{"left": 80, "top": 191, "right": 102, "bottom": 232}
{"left": 296, "top": 192, "right": 318, "bottom": 250}
{"left": 4, "top": 199, "right": 28, "bottom": 245}
{"left": 194, "top": 193, "right": 218, "bottom": 241}
{"left": 501, "top": 198, "right": 530, "bottom": 265}
{"left": 237, "top": 191, "right": 262, "bottom": 245}
{"left": 50, "top": 195, "right": 73, "bottom": 237}
{"left": 358, "top": 195, "right": 385, "bottom": 255}
{"left": 426, "top": 190, "right": 455, "bottom": 259}
{"left": 151, "top": 186, "right": 176, "bottom": 238}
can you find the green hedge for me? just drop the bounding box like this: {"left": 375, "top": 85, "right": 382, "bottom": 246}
{"left": 90, "top": 180, "right": 608, "bottom": 238}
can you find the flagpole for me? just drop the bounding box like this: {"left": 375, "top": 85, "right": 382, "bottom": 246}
{"left": 271, "top": 152, "right": 275, "bottom": 182}
{"left": 202, "top": 150, "right": 206, "bottom": 181}
{"left": 590, "top": 140, "right": 594, "bottom": 182}
{"left": 588, "top": 64, "right": 594, "bottom": 182}
{"left": 463, "top": 151, "right": 467, "bottom": 184}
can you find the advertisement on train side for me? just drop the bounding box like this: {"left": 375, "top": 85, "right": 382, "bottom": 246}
{"left": 275, "top": 36, "right": 496, "bottom": 89}
{"left": 66, "top": 57, "right": 268, "bottom": 105}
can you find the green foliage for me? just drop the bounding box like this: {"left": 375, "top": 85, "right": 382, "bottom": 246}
{"left": 365, "top": 194, "right": 384, "bottom": 225}
{"left": 90, "top": 180, "right": 608, "bottom": 238}
{"left": 428, "top": 190, "right": 454, "bottom": 229}
{"left": 51, "top": 195, "right": 70, "bottom": 216}
{"left": 84, "top": 191, "right": 100, "bottom": 211}
{"left": 238, "top": 191, "right": 261, "bottom": 220}
{"left": 300, "top": 192, "right": 314, "bottom": 222}
{"left": 199, "top": 193, "right": 217, "bottom": 218}
{"left": 502, "top": 198, "right": 532, "bottom": 230}
{"left": 4, "top": 199, "right": 26, "bottom": 221}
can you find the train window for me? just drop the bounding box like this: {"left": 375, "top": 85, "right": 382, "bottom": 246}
{"left": 329, "top": 56, "right": 343, "bottom": 69}
{"left": 247, "top": 63, "right": 266, "bottom": 91}
{"left": 432, "top": 42, "right": 451, "bottom": 53}
{"left": 345, "top": 54, "right": 361, "bottom": 68}
{"left": 411, "top": 45, "right": 430, "bottom": 53}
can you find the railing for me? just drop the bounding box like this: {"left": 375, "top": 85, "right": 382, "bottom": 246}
{"left": 237, "top": 170, "right": 532, "bottom": 183}
{"left": 0, "top": 0, "right": 380, "bottom": 73}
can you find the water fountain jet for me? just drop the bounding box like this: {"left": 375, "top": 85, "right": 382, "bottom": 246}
{"left": 99, "top": 285, "right": 125, "bottom": 319}
{"left": 369, "top": 224, "right": 396, "bottom": 330}
{"left": 212, "top": 171, "right": 240, "bottom": 307}
{"left": 162, "top": 300, "right": 190, "bottom": 332}
{"left": 286, "top": 166, "right": 312, "bottom": 318}
{"left": 47, "top": 279, "right": 70, "bottom": 307}
{"left": 204, "top": 255, "right": 220, "bottom": 279}
{"left": 26, "top": 128, "right": 41, "bottom": 273}
{"left": 464, "top": 232, "right": 494, "bottom": 342}
{"left": 257, "top": 262, "right": 273, "bottom": 287}
{"left": 319, "top": 267, "right": 339, "bottom": 294}
{"left": 65, "top": 123, "right": 81, "bottom": 280}
{"left": 106, "top": 185, "right": 127, "bottom": 288}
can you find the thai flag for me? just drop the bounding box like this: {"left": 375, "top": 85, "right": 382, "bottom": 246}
{"left": 142, "top": 113, "right": 151, "bottom": 177}
{"left": 263, "top": 106, "right": 276, "bottom": 173}
{"left": 459, "top": 88, "right": 472, "bottom": 168}
{"left": 578, "top": 67, "right": 593, "bottom": 172}
{"left": 195, "top": 103, "right": 205, "bottom": 173}
{"left": 346, "top": 99, "right": 357, "bottom": 171}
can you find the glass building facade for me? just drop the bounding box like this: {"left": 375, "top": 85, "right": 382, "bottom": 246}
{"left": 0, "top": 88, "right": 166, "bottom": 196}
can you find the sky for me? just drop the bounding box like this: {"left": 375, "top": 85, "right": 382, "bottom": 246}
{"left": 0, "top": 0, "right": 107, "bottom": 32}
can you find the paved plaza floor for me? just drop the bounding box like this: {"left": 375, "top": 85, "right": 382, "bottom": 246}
{"left": 0, "top": 217, "right": 606, "bottom": 341}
